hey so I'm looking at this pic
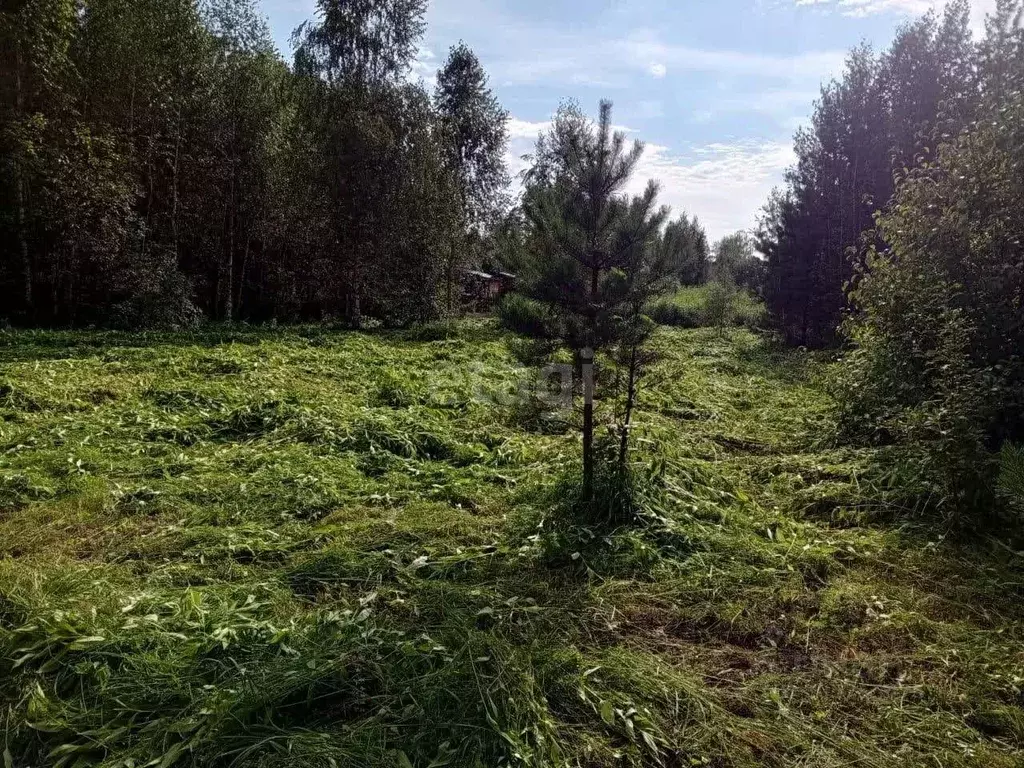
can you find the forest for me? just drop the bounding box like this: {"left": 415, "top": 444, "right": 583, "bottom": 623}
{"left": 0, "top": 0, "right": 1023, "bottom": 766}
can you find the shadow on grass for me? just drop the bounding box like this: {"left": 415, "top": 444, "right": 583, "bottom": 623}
{"left": 0, "top": 319, "right": 505, "bottom": 363}
{"left": 732, "top": 333, "right": 832, "bottom": 385}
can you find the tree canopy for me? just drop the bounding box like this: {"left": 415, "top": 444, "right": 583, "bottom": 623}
{"left": 0, "top": 0, "right": 509, "bottom": 328}
{"left": 756, "top": 0, "right": 976, "bottom": 346}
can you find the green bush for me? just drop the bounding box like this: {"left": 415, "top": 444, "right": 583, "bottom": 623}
{"left": 836, "top": 93, "right": 1024, "bottom": 519}
{"left": 496, "top": 293, "right": 555, "bottom": 338}
{"left": 998, "top": 443, "right": 1024, "bottom": 518}
{"left": 646, "top": 284, "right": 765, "bottom": 330}
{"left": 646, "top": 300, "right": 702, "bottom": 329}
{"left": 107, "top": 256, "right": 202, "bottom": 331}
{"left": 702, "top": 281, "right": 736, "bottom": 331}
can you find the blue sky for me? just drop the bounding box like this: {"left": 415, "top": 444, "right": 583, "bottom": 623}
{"left": 259, "top": 0, "right": 995, "bottom": 241}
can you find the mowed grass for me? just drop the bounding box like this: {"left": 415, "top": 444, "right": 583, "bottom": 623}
{"left": 1, "top": 320, "right": 1022, "bottom": 768}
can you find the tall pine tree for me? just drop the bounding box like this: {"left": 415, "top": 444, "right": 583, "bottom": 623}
{"left": 434, "top": 42, "right": 509, "bottom": 312}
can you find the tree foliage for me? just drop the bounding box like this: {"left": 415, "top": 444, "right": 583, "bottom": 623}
{"left": 435, "top": 42, "right": 510, "bottom": 230}
{"left": 434, "top": 41, "right": 510, "bottom": 312}
{"left": 756, "top": 0, "right": 976, "bottom": 346}
{"left": 835, "top": 2, "right": 1024, "bottom": 518}
{"left": 711, "top": 232, "right": 763, "bottom": 295}
{"left": 292, "top": 0, "right": 427, "bottom": 85}
{"left": 659, "top": 213, "right": 709, "bottom": 286}
{"left": 0, "top": 0, "right": 507, "bottom": 328}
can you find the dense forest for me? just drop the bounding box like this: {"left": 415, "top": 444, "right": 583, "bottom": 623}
{"left": 0, "top": 0, "right": 741, "bottom": 333}
{"left": 758, "top": 0, "right": 1019, "bottom": 346}
{"left": 756, "top": 0, "right": 1024, "bottom": 519}
{"left": 0, "top": 0, "right": 511, "bottom": 327}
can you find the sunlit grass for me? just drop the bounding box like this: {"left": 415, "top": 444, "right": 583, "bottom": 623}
{"left": 647, "top": 283, "right": 766, "bottom": 329}
{"left": 0, "top": 321, "right": 1021, "bottom": 767}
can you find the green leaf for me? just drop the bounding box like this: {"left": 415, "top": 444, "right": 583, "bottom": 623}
{"left": 155, "top": 741, "right": 185, "bottom": 768}
{"left": 641, "top": 730, "right": 659, "bottom": 754}
{"left": 68, "top": 636, "right": 106, "bottom": 650}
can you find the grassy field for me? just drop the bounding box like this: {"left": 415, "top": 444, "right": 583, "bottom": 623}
{"left": 1, "top": 321, "right": 1023, "bottom": 768}
{"left": 646, "top": 285, "right": 766, "bottom": 329}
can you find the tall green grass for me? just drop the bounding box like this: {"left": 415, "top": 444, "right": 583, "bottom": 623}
{"left": 647, "top": 283, "right": 766, "bottom": 329}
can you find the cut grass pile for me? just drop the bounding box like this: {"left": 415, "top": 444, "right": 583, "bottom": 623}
{"left": 1, "top": 321, "right": 1022, "bottom": 767}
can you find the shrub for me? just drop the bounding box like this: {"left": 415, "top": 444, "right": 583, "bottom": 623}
{"left": 836, "top": 93, "right": 1024, "bottom": 519}
{"left": 998, "top": 443, "right": 1024, "bottom": 518}
{"left": 702, "top": 281, "right": 736, "bottom": 332}
{"left": 107, "top": 258, "right": 202, "bottom": 331}
{"left": 496, "top": 293, "right": 555, "bottom": 338}
{"left": 646, "top": 300, "right": 702, "bottom": 329}
{"left": 646, "top": 284, "right": 765, "bottom": 330}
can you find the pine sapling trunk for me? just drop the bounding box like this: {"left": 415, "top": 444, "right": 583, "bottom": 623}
{"left": 581, "top": 347, "right": 595, "bottom": 504}
{"left": 581, "top": 262, "right": 601, "bottom": 502}
{"left": 618, "top": 345, "right": 638, "bottom": 466}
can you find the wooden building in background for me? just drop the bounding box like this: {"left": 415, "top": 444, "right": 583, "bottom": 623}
{"left": 463, "top": 270, "right": 516, "bottom": 311}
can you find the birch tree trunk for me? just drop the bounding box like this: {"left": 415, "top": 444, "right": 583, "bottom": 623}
{"left": 14, "top": 42, "right": 32, "bottom": 318}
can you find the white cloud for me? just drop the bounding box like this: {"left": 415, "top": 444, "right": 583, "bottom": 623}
{"left": 687, "top": 87, "right": 821, "bottom": 127}
{"left": 410, "top": 45, "right": 439, "bottom": 91}
{"left": 838, "top": 0, "right": 942, "bottom": 17}
{"left": 619, "top": 33, "right": 845, "bottom": 81}
{"left": 422, "top": 0, "right": 845, "bottom": 88}
{"left": 506, "top": 117, "right": 551, "bottom": 141}
{"left": 489, "top": 34, "right": 844, "bottom": 90}
{"left": 503, "top": 112, "right": 794, "bottom": 242}
{"left": 793, "top": 0, "right": 997, "bottom": 34}
{"left": 629, "top": 140, "right": 795, "bottom": 240}
{"left": 634, "top": 100, "right": 665, "bottom": 120}
{"left": 504, "top": 118, "right": 551, "bottom": 182}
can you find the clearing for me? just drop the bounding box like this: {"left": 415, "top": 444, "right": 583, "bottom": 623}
{"left": 0, "top": 322, "right": 1022, "bottom": 767}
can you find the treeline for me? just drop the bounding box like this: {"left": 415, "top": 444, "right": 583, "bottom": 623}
{"left": 0, "top": 0, "right": 509, "bottom": 328}
{"left": 757, "top": 0, "right": 999, "bottom": 346}
{"left": 760, "top": 0, "right": 1024, "bottom": 519}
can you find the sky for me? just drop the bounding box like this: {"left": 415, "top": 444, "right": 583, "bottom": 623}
{"left": 258, "top": 0, "right": 997, "bottom": 243}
